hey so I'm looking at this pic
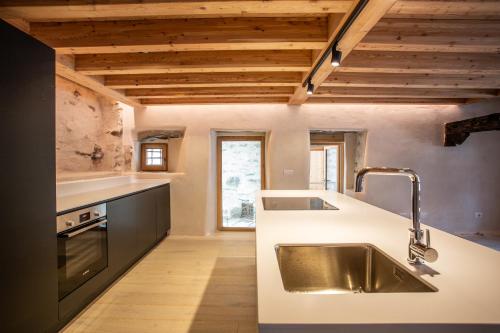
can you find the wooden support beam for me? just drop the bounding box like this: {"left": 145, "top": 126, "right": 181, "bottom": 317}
{"left": 338, "top": 50, "right": 500, "bottom": 75}
{"left": 2, "top": 18, "right": 29, "bottom": 33}
{"left": 105, "top": 72, "right": 303, "bottom": 89}
{"left": 314, "top": 86, "right": 498, "bottom": 98}
{"left": 357, "top": 18, "right": 500, "bottom": 53}
{"left": 125, "top": 86, "right": 294, "bottom": 98}
{"left": 74, "top": 50, "right": 312, "bottom": 75}
{"left": 141, "top": 97, "right": 290, "bottom": 105}
{"left": 30, "top": 17, "right": 327, "bottom": 54}
{"left": 323, "top": 72, "right": 500, "bottom": 89}
{"left": 307, "top": 97, "right": 466, "bottom": 104}
{"left": 387, "top": 0, "right": 500, "bottom": 19}
{"left": 55, "top": 55, "right": 142, "bottom": 108}
{"left": 0, "top": 1, "right": 352, "bottom": 21}
{"left": 444, "top": 113, "right": 500, "bottom": 146}
{"left": 288, "top": 0, "right": 398, "bottom": 104}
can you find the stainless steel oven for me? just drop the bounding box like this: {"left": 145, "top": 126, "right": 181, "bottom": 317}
{"left": 57, "top": 203, "right": 108, "bottom": 300}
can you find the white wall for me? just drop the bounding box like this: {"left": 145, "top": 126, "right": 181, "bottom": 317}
{"left": 135, "top": 99, "right": 500, "bottom": 236}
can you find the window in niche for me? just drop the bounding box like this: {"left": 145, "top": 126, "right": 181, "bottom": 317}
{"left": 141, "top": 143, "right": 168, "bottom": 171}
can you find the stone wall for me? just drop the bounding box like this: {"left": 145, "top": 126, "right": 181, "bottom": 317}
{"left": 56, "top": 76, "right": 132, "bottom": 174}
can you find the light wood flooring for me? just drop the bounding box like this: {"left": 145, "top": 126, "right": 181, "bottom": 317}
{"left": 61, "top": 232, "right": 257, "bottom": 333}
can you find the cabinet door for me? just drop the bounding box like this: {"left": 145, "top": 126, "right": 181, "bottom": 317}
{"left": 136, "top": 189, "right": 157, "bottom": 254}
{"left": 0, "top": 21, "right": 58, "bottom": 333}
{"left": 107, "top": 195, "right": 139, "bottom": 276}
{"left": 156, "top": 185, "right": 171, "bottom": 240}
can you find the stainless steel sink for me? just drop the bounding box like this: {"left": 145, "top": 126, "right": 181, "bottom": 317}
{"left": 275, "top": 244, "right": 437, "bottom": 294}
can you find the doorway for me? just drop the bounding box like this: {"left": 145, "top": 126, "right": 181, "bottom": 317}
{"left": 217, "top": 136, "right": 265, "bottom": 230}
{"left": 309, "top": 143, "right": 344, "bottom": 192}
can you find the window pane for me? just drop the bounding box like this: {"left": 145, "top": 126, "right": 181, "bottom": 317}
{"left": 145, "top": 147, "right": 165, "bottom": 167}
{"left": 221, "top": 140, "right": 262, "bottom": 229}
{"left": 151, "top": 158, "right": 162, "bottom": 166}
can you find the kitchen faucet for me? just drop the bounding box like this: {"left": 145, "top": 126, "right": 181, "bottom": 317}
{"left": 355, "top": 167, "right": 438, "bottom": 265}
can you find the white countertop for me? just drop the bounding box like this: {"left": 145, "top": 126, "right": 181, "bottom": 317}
{"left": 256, "top": 190, "right": 500, "bottom": 332}
{"left": 57, "top": 175, "right": 171, "bottom": 213}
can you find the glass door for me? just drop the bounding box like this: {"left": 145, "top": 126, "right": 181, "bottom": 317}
{"left": 217, "top": 136, "right": 265, "bottom": 230}
{"left": 309, "top": 148, "right": 325, "bottom": 190}
{"left": 325, "top": 146, "right": 339, "bottom": 191}
{"left": 309, "top": 144, "right": 344, "bottom": 193}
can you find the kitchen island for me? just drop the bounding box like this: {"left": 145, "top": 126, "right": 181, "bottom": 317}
{"left": 256, "top": 190, "right": 500, "bottom": 333}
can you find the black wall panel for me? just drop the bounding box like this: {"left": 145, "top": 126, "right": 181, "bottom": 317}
{"left": 0, "top": 20, "right": 58, "bottom": 333}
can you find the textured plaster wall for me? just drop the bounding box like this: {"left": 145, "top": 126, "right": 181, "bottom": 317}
{"left": 135, "top": 99, "right": 500, "bottom": 236}
{"left": 56, "top": 77, "right": 132, "bottom": 175}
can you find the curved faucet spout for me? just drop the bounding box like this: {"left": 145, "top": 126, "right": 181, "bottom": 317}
{"left": 354, "top": 167, "right": 436, "bottom": 264}
{"left": 355, "top": 167, "right": 419, "bottom": 192}
{"left": 355, "top": 167, "right": 420, "bottom": 240}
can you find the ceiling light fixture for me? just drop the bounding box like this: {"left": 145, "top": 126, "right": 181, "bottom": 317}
{"left": 301, "top": 0, "right": 369, "bottom": 91}
{"left": 306, "top": 80, "right": 314, "bottom": 95}
{"left": 331, "top": 43, "right": 342, "bottom": 67}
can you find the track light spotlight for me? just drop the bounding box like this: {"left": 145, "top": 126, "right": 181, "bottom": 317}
{"left": 331, "top": 44, "right": 342, "bottom": 67}
{"left": 306, "top": 80, "right": 314, "bottom": 95}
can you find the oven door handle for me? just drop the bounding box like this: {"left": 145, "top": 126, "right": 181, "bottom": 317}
{"left": 59, "top": 219, "right": 107, "bottom": 239}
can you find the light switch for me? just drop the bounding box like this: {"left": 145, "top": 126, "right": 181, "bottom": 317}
{"left": 283, "top": 169, "right": 295, "bottom": 176}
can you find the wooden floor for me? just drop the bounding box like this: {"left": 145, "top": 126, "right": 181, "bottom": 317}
{"left": 61, "top": 232, "right": 257, "bottom": 333}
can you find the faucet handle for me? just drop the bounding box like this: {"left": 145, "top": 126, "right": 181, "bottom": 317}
{"left": 425, "top": 229, "right": 431, "bottom": 248}
{"left": 408, "top": 228, "right": 438, "bottom": 264}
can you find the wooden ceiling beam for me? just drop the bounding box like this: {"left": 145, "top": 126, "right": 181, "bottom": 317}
{"left": 30, "top": 17, "right": 328, "bottom": 54}
{"left": 307, "top": 97, "right": 467, "bottom": 104}
{"left": 105, "top": 72, "right": 303, "bottom": 89}
{"left": 125, "top": 86, "right": 294, "bottom": 98}
{"left": 288, "top": 0, "right": 398, "bottom": 104}
{"left": 74, "top": 50, "right": 312, "bottom": 75}
{"left": 444, "top": 113, "right": 500, "bottom": 146}
{"left": 337, "top": 50, "right": 500, "bottom": 75}
{"left": 386, "top": 0, "right": 500, "bottom": 19}
{"left": 323, "top": 72, "right": 500, "bottom": 89}
{"left": 0, "top": 1, "right": 352, "bottom": 21}
{"left": 356, "top": 18, "right": 500, "bottom": 53}
{"left": 315, "top": 86, "right": 498, "bottom": 98}
{"left": 3, "top": 18, "right": 29, "bottom": 33}
{"left": 141, "top": 97, "right": 290, "bottom": 105}
{"left": 55, "top": 55, "right": 143, "bottom": 108}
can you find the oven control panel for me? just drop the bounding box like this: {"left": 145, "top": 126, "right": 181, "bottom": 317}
{"left": 56, "top": 203, "right": 107, "bottom": 234}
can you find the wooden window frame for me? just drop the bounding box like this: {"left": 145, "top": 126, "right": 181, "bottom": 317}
{"left": 140, "top": 143, "right": 168, "bottom": 171}
{"left": 217, "top": 136, "right": 266, "bottom": 231}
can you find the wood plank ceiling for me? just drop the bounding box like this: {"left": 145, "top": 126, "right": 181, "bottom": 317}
{"left": 1, "top": 0, "right": 500, "bottom": 106}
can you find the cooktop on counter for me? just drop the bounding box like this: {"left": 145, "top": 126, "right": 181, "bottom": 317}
{"left": 262, "top": 197, "right": 339, "bottom": 210}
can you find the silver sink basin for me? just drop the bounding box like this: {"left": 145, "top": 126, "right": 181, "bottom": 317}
{"left": 275, "top": 244, "right": 437, "bottom": 294}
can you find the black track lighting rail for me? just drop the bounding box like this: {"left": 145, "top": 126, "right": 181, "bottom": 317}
{"left": 302, "top": 0, "right": 370, "bottom": 89}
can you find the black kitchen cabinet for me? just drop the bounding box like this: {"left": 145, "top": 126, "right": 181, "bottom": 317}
{"left": 108, "top": 185, "right": 170, "bottom": 278}
{"left": 136, "top": 189, "right": 158, "bottom": 255}
{"left": 107, "top": 193, "right": 140, "bottom": 277}
{"left": 59, "top": 185, "right": 170, "bottom": 329}
{"left": 0, "top": 21, "right": 58, "bottom": 332}
{"left": 156, "top": 184, "right": 171, "bottom": 240}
